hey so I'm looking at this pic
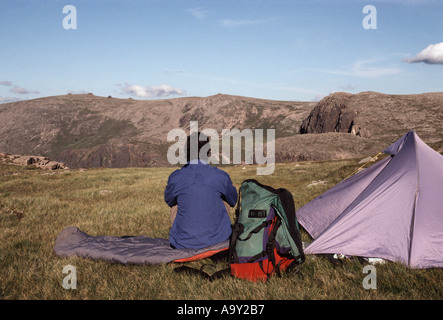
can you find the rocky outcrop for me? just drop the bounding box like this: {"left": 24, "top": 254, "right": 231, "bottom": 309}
{"left": 0, "top": 153, "right": 68, "bottom": 170}
{"left": 299, "top": 93, "right": 357, "bottom": 135}
{"left": 298, "top": 91, "right": 443, "bottom": 148}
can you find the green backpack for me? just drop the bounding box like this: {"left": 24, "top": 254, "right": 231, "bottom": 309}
{"left": 228, "top": 179, "right": 305, "bottom": 281}
{"left": 174, "top": 179, "right": 305, "bottom": 282}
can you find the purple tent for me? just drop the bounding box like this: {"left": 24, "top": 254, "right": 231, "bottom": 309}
{"left": 297, "top": 131, "right": 443, "bottom": 268}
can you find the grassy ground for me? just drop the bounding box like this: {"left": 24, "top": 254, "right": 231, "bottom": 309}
{"left": 0, "top": 158, "right": 441, "bottom": 300}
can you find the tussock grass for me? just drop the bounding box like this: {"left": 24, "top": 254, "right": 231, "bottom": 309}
{"left": 0, "top": 160, "right": 441, "bottom": 300}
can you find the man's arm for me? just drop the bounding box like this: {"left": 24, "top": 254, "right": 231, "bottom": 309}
{"left": 223, "top": 176, "right": 238, "bottom": 207}
{"left": 164, "top": 174, "right": 178, "bottom": 207}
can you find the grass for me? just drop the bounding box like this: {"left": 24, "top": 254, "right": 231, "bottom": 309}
{"left": 0, "top": 158, "right": 441, "bottom": 300}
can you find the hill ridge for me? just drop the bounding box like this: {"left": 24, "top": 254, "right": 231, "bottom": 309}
{"left": 1, "top": 91, "right": 442, "bottom": 168}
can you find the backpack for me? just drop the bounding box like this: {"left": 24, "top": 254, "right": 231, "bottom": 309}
{"left": 174, "top": 179, "right": 305, "bottom": 282}
{"left": 228, "top": 179, "right": 305, "bottom": 282}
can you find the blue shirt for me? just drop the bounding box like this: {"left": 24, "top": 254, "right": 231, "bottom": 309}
{"left": 164, "top": 160, "right": 238, "bottom": 249}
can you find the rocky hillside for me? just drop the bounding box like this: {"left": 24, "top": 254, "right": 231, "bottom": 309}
{"left": 274, "top": 132, "right": 383, "bottom": 163}
{"left": 299, "top": 91, "right": 443, "bottom": 150}
{"left": 0, "top": 91, "right": 442, "bottom": 168}
{"left": 0, "top": 93, "right": 314, "bottom": 168}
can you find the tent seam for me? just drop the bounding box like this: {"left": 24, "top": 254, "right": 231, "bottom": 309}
{"left": 408, "top": 133, "right": 419, "bottom": 267}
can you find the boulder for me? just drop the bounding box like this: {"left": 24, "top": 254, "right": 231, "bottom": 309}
{"left": 300, "top": 93, "right": 356, "bottom": 134}
{"left": 5, "top": 153, "right": 68, "bottom": 170}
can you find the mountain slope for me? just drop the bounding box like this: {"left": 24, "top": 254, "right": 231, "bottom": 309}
{"left": 1, "top": 91, "right": 442, "bottom": 168}
{"left": 0, "top": 93, "right": 315, "bottom": 168}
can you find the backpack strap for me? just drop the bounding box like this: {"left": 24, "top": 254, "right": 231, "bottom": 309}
{"left": 228, "top": 223, "right": 243, "bottom": 263}
{"left": 234, "top": 187, "right": 242, "bottom": 219}
{"left": 275, "top": 190, "right": 305, "bottom": 263}
{"left": 173, "top": 265, "right": 213, "bottom": 280}
{"left": 242, "top": 214, "right": 282, "bottom": 279}
{"left": 173, "top": 265, "right": 231, "bottom": 282}
{"left": 238, "top": 220, "right": 272, "bottom": 241}
{"left": 228, "top": 186, "right": 243, "bottom": 264}
{"left": 265, "top": 215, "right": 281, "bottom": 265}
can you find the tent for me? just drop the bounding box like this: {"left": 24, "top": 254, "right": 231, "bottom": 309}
{"left": 297, "top": 130, "right": 443, "bottom": 268}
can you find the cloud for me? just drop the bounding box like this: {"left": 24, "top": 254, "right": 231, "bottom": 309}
{"left": 1, "top": 81, "right": 39, "bottom": 94}
{"left": 10, "top": 85, "right": 40, "bottom": 94}
{"left": 320, "top": 59, "right": 401, "bottom": 78}
{"left": 163, "top": 70, "right": 184, "bottom": 74}
{"left": 0, "top": 96, "right": 21, "bottom": 104}
{"left": 275, "top": 86, "right": 320, "bottom": 95}
{"left": 67, "top": 90, "right": 88, "bottom": 95}
{"left": 187, "top": 7, "right": 210, "bottom": 20}
{"left": 312, "top": 93, "right": 327, "bottom": 101}
{"left": 403, "top": 42, "right": 443, "bottom": 65}
{"left": 338, "top": 84, "right": 358, "bottom": 91}
{"left": 120, "top": 83, "right": 186, "bottom": 98}
{"left": 220, "top": 17, "right": 274, "bottom": 27}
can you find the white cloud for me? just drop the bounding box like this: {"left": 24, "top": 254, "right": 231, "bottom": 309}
{"left": 0, "top": 81, "right": 39, "bottom": 94}
{"left": 404, "top": 42, "right": 443, "bottom": 65}
{"left": 220, "top": 17, "right": 274, "bottom": 27}
{"left": 10, "top": 85, "right": 40, "bottom": 94}
{"left": 312, "top": 93, "right": 327, "bottom": 101}
{"left": 320, "top": 59, "right": 401, "bottom": 78}
{"left": 338, "top": 84, "right": 358, "bottom": 91}
{"left": 0, "top": 96, "right": 21, "bottom": 103}
{"left": 120, "top": 83, "right": 186, "bottom": 98}
{"left": 67, "top": 90, "right": 88, "bottom": 95}
{"left": 187, "top": 7, "right": 210, "bottom": 20}
{"left": 274, "top": 86, "right": 320, "bottom": 95}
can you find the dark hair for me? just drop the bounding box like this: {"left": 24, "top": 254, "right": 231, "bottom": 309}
{"left": 185, "top": 131, "right": 210, "bottom": 162}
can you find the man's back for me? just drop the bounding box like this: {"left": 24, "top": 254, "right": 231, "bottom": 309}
{"left": 164, "top": 160, "right": 238, "bottom": 249}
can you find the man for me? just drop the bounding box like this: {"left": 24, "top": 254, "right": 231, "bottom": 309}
{"left": 164, "top": 132, "right": 238, "bottom": 249}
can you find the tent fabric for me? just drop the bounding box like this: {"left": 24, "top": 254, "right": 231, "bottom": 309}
{"left": 297, "top": 131, "right": 443, "bottom": 269}
{"left": 54, "top": 226, "right": 229, "bottom": 265}
{"left": 298, "top": 156, "right": 391, "bottom": 239}
{"left": 382, "top": 130, "right": 411, "bottom": 156}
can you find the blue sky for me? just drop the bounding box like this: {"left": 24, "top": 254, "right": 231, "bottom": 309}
{"left": 0, "top": 0, "right": 442, "bottom": 103}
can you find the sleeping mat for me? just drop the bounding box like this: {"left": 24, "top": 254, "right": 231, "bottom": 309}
{"left": 54, "top": 226, "right": 229, "bottom": 264}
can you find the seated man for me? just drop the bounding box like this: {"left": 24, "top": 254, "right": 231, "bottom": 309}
{"left": 164, "top": 132, "right": 238, "bottom": 249}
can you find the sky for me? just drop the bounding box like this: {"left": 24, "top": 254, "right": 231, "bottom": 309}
{"left": 0, "top": 0, "right": 442, "bottom": 103}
